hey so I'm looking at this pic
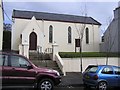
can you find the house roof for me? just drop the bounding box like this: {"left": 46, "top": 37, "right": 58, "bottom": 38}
{"left": 12, "top": 10, "right": 101, "bottom": 25}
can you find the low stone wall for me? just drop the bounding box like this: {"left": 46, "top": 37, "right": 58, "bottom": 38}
{"left": 62, "top": 57, "right": 119, "bottom": 73}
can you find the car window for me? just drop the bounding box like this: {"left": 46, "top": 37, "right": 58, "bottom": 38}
{"left": 113, "top": 67, "right": 120, "bottom": 75}
{"left": 10, "top": 55, "right": 30, "bottom": 68}
{"left": 85, "top": 66, "right": 98, "bottom": 73}
{"left": 0, "top": 54, "right": 8, "bottom": 66}
{"left": 101, "top": 67, "right": 113, "bottom": 74}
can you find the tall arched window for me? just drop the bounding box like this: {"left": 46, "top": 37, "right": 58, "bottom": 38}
{"left": 86, "top": 28, "right": 89, "bottom": 44}
{"left": 68, "top": 26, "right": 72, "bottom": 43}
{"left": 49, "top": 25, "right": 53, "bottom": 43}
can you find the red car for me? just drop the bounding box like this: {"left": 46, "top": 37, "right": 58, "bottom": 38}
{"left": 0, "top": 52, "right": 61, "bottom": 90}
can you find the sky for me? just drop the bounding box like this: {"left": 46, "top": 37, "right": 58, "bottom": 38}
{"left": 2, "top": 0, "right": 119, "bottom": 35}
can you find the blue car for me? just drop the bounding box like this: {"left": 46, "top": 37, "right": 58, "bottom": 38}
{"left": 82, "top": 65, "right": 120, "bottom": 90}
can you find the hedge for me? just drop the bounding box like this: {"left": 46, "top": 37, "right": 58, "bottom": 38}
{"left": 59, "top": 52, "right": 120, "bottom": 58}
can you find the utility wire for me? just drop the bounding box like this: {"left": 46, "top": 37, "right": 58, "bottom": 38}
{"left": 3, "top": 9, "right": 13, "bottom": 23}
{"left": 0, "top": 1, "right": 13, "bottom": 23}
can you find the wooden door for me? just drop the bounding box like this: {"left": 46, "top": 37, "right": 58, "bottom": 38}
{"left": 29, "top": 32, "right": 37, "bottom": 50}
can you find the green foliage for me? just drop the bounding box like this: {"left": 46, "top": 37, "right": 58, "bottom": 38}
{"left": 3, "top": 30, "right": 11, "bottom": 50}
{"left": 59, "top": 52, "right": 119, "bottom": 58}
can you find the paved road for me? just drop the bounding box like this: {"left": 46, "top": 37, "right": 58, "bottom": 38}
{"left": 54, "top": 87, "right": 85, "bottom": 90}
{"left": 54, "top": 87, "right": 119, "bottom": 90}
{"left": 2, "top": 87, "right": 120, "bottom": 90}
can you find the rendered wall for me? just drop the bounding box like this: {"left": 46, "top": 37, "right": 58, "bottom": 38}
{"left": 12, "top": 17, "right": 100, "bottom": 52}
{"left": 100, "top": 6, "right": 120, "bottom": 52}
{"left": 0, "top": 0, "right": 3, "bottom": 88}
{"left": 63, "top": 57, "right": 119, "bottom": 73}
{"left": 0, "top": 0, "right": 3, "bottom": 50}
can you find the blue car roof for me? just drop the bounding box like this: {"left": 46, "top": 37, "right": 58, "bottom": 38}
{"left": 88, "top": 65, "right": 119, "bottom": 68}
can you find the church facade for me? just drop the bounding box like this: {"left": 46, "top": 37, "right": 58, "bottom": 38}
{"left": 12, "top": 10, "right": 101, "bottom": 54}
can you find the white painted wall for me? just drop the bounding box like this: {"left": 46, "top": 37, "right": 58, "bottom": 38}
{"left": 0, "top": 0, "right": 3, "bottom": 50}
{"left": 63, "top": 57, "right": 119, "bottom": 73}
{"left": 12, "top": 19, "right": 30, "bottom": 50}
{"left": 12, "top": 17, "right": 100, "bottom": 52}
{"left": 12, "top": 17, "right": 44, "bottom": 51}
{"left": 21, "top": 17, "right": 44, "bottom": 51}
{"left": 43, "top": 21, "right": 100, "bottom": 52}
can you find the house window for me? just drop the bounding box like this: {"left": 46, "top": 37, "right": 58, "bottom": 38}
{"left": 86, "top": 28, "right": 89, "bottom": 44}
{"left": 68, "top": 26, "right": 72, "bottom": 43}
{"left": 49, "top": 25, "right": 53, "bottom": 43}
{"left": 102, "top": 36, "right": 104, "bottom": 42}
{"left": 75, "top": 39, "right": 80, "bottom": 47}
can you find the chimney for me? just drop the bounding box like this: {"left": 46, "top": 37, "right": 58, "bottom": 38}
{"left": 113, "top": 1, "right": 120, "bottom": 19}
{"left": 118, "top": 1, "right": 120, "bottom": 7}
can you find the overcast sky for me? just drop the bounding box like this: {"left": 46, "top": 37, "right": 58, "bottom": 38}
{"left": 2, "top": 1, "right": 119, "bottom": 35}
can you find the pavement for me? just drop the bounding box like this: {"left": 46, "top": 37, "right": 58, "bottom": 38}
{"left": 54, "top": 72, "right": 85, "bottom": 90}
{"left": 57, "top": 72, "right": 83, "bottom": 87}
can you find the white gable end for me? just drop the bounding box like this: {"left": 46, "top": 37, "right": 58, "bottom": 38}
{"left": 21, "top": 16, "right": 44, "bottom": 51}
{"left": 22, "top": 17, "right": 43, "bottom": 43}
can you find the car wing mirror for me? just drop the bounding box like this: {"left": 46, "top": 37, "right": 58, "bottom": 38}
{"left": 27, "top": 65, "right": 33, "bottom": 69}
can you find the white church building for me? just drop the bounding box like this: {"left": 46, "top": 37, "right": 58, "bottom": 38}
{"left": 12, "top": 10, "right": 101, "bottom": 57}
{"left": 0, "top": 0, "right": 3, "bottom": 51}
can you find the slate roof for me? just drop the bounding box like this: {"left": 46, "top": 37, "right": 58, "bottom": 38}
{"left": 12, "top": 10, "right": 101, "bottom": 25}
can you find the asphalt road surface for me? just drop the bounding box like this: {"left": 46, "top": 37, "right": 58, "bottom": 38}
{"left": 1, "top": 86, "right": 120, "bottom": 90}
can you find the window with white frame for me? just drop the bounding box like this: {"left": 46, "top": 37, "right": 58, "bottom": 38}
{"left": 86, "top": 28, "right": 89, "bottom": 44}
{"left": 49, "top": 25, "right": 53, "bottom": 43}
{"left": 68, "top": 26, "right": 72, "bottom": 43}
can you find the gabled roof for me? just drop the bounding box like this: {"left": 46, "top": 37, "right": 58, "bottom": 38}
{"left": 12, "top": 10, "right": 101, "bottom": 25}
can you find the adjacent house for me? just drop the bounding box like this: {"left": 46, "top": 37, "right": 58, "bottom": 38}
{"left": 0, "top": 0, "right": 3, "bottom": 51}
{"left": 100, "top": 4, "right": 120, "bottom": 52}
{"left": 12, "top": 10, "right": 101, "bottom": 56}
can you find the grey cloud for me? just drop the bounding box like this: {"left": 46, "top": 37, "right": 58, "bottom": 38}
{"left": 3, "top": 1, "right": 118, "bottom": 32}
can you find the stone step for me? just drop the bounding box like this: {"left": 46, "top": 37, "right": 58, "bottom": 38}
{"left": 31, "top": 60, "right": 58, "bottom": 67}
{"left": 29, "top": 52, "right": 63, "bottom": 75}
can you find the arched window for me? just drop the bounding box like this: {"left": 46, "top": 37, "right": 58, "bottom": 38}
{"left": 86, "top": 28, "right": 89, "bottom": 44}
{"left": 68, "top": 26, "right": 72, "bottom": 43}
{"left": 49, "top": 25, "right": 53, "bottom": 43}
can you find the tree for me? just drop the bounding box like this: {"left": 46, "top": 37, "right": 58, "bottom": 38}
{"left": 104, "top": 16, "right": 114, "bottom": 65}
{"left": 3, "top": 23, "right": 12, "bottom": 31}
{"left": 74, "top": 5, "right": 87, "bottom": 72}
{"left": 3, "top": 23, "right": 11, "bottom": 51}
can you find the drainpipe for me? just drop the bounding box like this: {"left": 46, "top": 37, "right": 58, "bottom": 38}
{"left": 42, "top": 19, "right": 44, "bottom": 53}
